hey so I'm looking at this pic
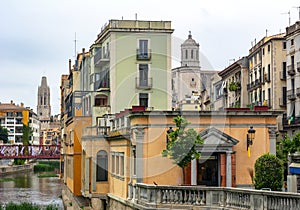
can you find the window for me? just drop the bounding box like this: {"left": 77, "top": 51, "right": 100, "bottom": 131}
{"left": 120, "top": 153, "right": 124, "bottom": 176}
{"left": 268, "top": 88, "right": 271, "bottom": 107}
{"left": 139, "top": 93, "right": 149, "bottom": 107}
{"left": 16, "top": 112, "right": 22, "bottom": 117}
{"left": 291, "top": 55, "right": 295, "bottom": 70}
{"left": 262, "top": 48, "right": 265, "bottom": 55}
{"left": 96, "top": 150, "right": 108, "bottom": 181}
{"left": 185, "top": 50, "right": 188, "bottom": 59}
{"left": 95, "top": 94, "right": 108, "bottom": 106}
{"left": 191, "top": 50, "right": 194, "bottom": 59}
{"left": 139, "top": 64, "right": 148, "bottom": 86}
{"left": 282, "top": 87, "right": 287, "bottom": 105}
{"left": 111, "top": 153, "right": 115, "bottom": 174}
{"left": 116, "top": 155, "right": 119, "bottom": 174}
{"left": 138, "top": 40, "right": 149, "bottom": 59}
{"left": 282, "top": 62, "right": 286, "bottom": 79}
{"left": 132, "top": 147, "right": 136, "bottom": 176}
{"left": 283, "top": 41, "right": 287, "bottom": 49}
{"left": 267, "top": 44, "right": 270, "bottom": 52}
{"left": 291, "top": 39, "right": 294, "bottom": 46}
{"left": 6, "top": 112, "right": 13, "bottom": 117}
{"left": 267, "top": 64, "right": 271, "bottom": 81}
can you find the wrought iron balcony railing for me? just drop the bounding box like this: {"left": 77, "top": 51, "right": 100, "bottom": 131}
{"left": 136, "top": 77, "right": 153, "bottom": 89}
{"left": 136, "top": 49, "right": 151, "bottom": 60}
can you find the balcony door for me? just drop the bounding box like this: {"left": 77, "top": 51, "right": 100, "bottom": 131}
{"left": 139, "top": 40, "right": 148, "bottom": 58}
{"left": 139, "top": 64, "right": 148, "bottom": 87}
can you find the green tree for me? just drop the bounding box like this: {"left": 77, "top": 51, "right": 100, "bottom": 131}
{"left": 162, "top": 116, "right": 203, "bottom": 184}
{"left": 254, "top": 153, "right": 283, "bottom": 191}
{"left": 277, "top": 132, "right": 300, "bottom": 163}
{"left": 22, "top": 123, "right": 33, "bottom": 146}
{"left": 0, "top": 126, "right": 9, "bottom": 143}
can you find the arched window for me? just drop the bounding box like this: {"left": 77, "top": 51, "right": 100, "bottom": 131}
{"left": 97, "top": 150, "right": 108, "bottom": 181}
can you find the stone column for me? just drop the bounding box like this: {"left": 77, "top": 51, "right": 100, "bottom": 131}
{"left": 134, "top": 128, "right": 145, "bottom": 183}
{"left": 268, "top": 126, "right": 277, "bottom": 155}
{"left": 226, "top": 151, "right": 232, "bottom": 187}
{"left": 191, "top": 159, "right": 197, "bottom": 185}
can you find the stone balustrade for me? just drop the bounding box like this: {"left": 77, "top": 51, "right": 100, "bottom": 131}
{"left": 127, "top": 183, "right": 300, "bottom": 209}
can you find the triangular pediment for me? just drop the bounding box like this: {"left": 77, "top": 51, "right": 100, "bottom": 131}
{"left": 199, "top": 127, "right": 239, "bottom": 146}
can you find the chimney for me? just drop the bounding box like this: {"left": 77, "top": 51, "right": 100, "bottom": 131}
{"left": 20, "top": 102, "right": 24, "bottom": 107}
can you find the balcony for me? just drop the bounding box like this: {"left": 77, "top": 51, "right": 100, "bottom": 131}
{"left": 280, "top": 70, "right": 287, "bottom": 80}
{"left": 94, "top": 79, "right": 110, "bottom": 91}
{"left": 279, "top": 97, "right": 287, "bottom": 107}
{"left": 297, "top": 62, "right": 300, "bottom": 72}
{"left": 287, "top": 90, "right": 296, "bottom": 100}
{"left": 136, "top": 49, "right": 151, "bottom": 60}
{"left": 297, "top": 88, "right": 300, "bottom": 97}
{"left": 82, "top": 126, "right": 109, "bottom": 137}
{"left": 128, "top": 183, "right": 300, "bottom": 210}
{"left": 287, "top": 65, "right": 295, "bottom": 76}
{"left": 247, "top": 80, "right": 261, "bottom": 91}
{"left": 283, "top": 113, "right": 300, "bottom": 127}
{"left": 136, "top": 77, "right": 153, "bottom": 89}
{"left": 94, "top": 50, "right": 110, "bottom": 66}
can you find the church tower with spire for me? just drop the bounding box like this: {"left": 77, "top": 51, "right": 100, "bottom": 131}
{"left": 37, "top": 76, "right": 51, "bottom": 123}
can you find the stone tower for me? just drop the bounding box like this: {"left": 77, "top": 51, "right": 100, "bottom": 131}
{"left": 37, "top": 76, "right": 51, "bottom": 123}
{"left": 181, "top": 31, "right": 200, "bottom": 67}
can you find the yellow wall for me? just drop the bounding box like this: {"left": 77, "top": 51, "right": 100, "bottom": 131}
{"left": 65, "top": 116, "right": 92, "bottom": 196}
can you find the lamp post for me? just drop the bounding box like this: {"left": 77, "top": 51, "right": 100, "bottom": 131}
{"left": 247, "top": 126, "right": 256, "bottom": 157}
{"left": 166, "top": 127, "right": 174, "bottom": 148}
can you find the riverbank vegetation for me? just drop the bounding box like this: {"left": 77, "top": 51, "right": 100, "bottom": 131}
{"left": 0, "top": 202, "right": 59, "bottom": 210}
{"left": 0, "top": 178, "right": 15, "bottom": 182}
{"left": 34, "top": 161, "right": 59, "bottom": 172}
{"left": 37, "top": 173, "right": 59, "bottom": 178}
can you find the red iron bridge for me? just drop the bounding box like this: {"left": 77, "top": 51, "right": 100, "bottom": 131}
{"left": 0, "top": 145, "right": 60, "bottom": 159}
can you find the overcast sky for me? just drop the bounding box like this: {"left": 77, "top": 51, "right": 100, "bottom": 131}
{"left": 1, "top": 0, "right": 300, "bottom": 115}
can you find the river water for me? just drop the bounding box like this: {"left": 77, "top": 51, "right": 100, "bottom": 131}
{"left": 0, "top": 170, "right": 64, "bottom": 209}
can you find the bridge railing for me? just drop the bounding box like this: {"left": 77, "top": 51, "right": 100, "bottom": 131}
{"left": 127, "top": 183, "right": 300, "bottom": 209}
{"left": 0, "top": 145, "right": 60, "bottom": 159}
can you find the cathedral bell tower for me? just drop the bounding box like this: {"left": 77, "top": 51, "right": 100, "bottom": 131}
{"left": 181, "top": 31, "right": 200, "bottom": 67}
{"left": 37, "top": 76, "right": 51, "bottom": 123}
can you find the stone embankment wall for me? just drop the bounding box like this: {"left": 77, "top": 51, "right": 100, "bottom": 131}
{"left": 0, "top": 164, "right": 33, "bottom": 175}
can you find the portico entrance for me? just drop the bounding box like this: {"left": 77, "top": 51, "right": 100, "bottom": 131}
{"left": 197, "top": 153, "right": 218, "bottom": 186}
{"left": 190, "top": 127, "right": 239, "bottom": 187}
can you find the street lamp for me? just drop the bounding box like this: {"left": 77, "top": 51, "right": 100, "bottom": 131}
{"left": 247, "top": 126, "right": 256, "bottom": 157}
{"left": 166, "top": 127, "right": 174, "bottom": 147}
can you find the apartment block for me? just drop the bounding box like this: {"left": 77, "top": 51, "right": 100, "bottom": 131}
{"left": 247, "top": 33, "right": 287, "bottom": 110}
{"left": 218, "top": 57, "right": 249, "bottom": 109}
{"left": 284, "top": 21, "right": 300, "bottom": 135}
{"left": 89, "top": 19, "right": 174, "bottom": 116}
{"left": 0, "top": 101, "right": 39, "bottom": 144}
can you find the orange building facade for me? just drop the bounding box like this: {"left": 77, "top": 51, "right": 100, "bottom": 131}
{"left": 80, "top": 109, "right": 280, "bottom": 208}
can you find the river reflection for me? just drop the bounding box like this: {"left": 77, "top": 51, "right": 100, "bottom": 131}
{"left": 0, "top": 171, "right": 63, "bottom": 209}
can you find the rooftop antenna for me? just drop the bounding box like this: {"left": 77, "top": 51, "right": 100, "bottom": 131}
{"left": 293, "top": 6, "right": 300, "bottom": 20}
{"left": 74, "top": 32, "right": 77, "bottom": 58}
{"left": 266, "top": 29, "right": 268, "bottom": 37}
{"left": 281, "top": 10, "right": 291, "bottom": 26}
{"left": 135, "top": 13, "right": 137, "bottom": 20}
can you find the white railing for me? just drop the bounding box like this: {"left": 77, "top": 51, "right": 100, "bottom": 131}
{"left": 126, "top": 183, "right": 300, "bottom": 209}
